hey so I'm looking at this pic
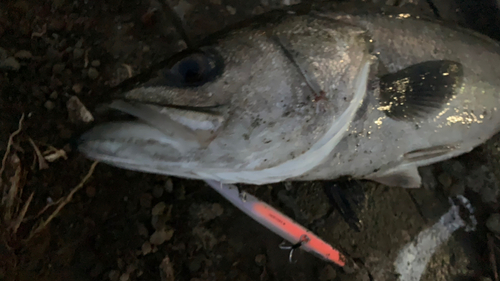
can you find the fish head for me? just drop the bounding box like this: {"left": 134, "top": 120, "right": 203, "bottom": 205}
{"left": 78, "top": 15, "right": 372, "bottom": 184}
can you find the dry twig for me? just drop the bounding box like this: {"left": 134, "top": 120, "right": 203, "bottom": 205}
{"left": 28, "top": 138, "right": 49, "bottom": 170}
{"left": 25, "top": 161, "right": 99, "bottom": 242}
{"left": 0, "top": 114, "right": 25, "bottom": 189}
{"left": 9, "top": 192, "right": 34, "bottom": 235}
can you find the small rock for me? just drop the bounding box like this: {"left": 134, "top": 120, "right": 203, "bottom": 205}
{"left": 153, "top": 185, "right": 164, "bottom": 198}
{"left": 437, "top": 172, "right": 452, "bottom": 188}
{"left": 226, "top": 5, "right": 236, "bottom": 15}
{"left": 72, "top": 83, "right": 83, "bottom": 94}
{"left": 52, "top": 63, "right": 65, "bottom": 74}
{"left": 108, "top": 270, "right": 120, "bottom": 281}
{"left": 0, "top": 57, "right": 21, "bottom": 71}
{"left": 152, "top": 202, "right": 167, "bottom": 216}
{"left": 164, "top": 178, "right": 174, "bottom": 193}
{"left": 119, "top": 273, "right": 130, "bottom": 281}
{"left": 87, "top": 67, "right": 99, "bottom": 80}
{"left": 67, "top": 95, "right": 94, "bottom": 123}
{"left": 14, "top": 50, "right": 32, "bottom": 59}
{"left": 140, "top": 193, "right": 153, "bottom": 208}
{"left": 44, "top": 100, "right": 56, "bottom": 110}
{"left": 189, "top": 255, "right": 204, "bottom": 272}
{"left": 318, "top": 265, "right": 337, "bottom": 281}
{"left": 486, "top": 213, "right": 500, "bottom": 234}
{"left": 150, "top": 229, "right": 174, "bottom": 245}
{"left": 91, "top": 60, "right": 101, "bottom": 67}
{"left": 254, "top": 254, "right": 266, "bottom": 266}
{"left": 49, "top": 91, "right": 58, "bottom": 99}
{"left": 141, "top": 241, "right": 152, "bottom": 255}
{"left": 73, "top": 48, "right": 84, "bottom": 59}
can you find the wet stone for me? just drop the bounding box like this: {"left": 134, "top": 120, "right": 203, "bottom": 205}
{"left": 437, "top": 172, "right": 452, "bottom": 188}
{"left": 73, "top": 48, "right": 84, "bottom": 59}
{"left": 254, "top": 254, "right": 266, "bottom": 266}
{"left": 44, "top": 100, "right": 56, "bottom": 110}
{"left": 153, "top": 185, "right": 164, "bottom": 198}
{"left": 164, "top": 178, "right": 174, "bottom": 193}
{"left": 91, "top": 60, "right": 101, "bottom": 67}
{"left": 141, "top": 241, "right": 152, "bottom": 255}
{"left": 486, "top": 213, "right": 500, "bottom": 234}
{"left": 0, "top": 57, "right": 21, "bottom": 71}
{"left": 49, "top": 91, "right": 58, "bottom": 99}
{"left": 152, "top": 202, "right": 167, "bottom": 216}
{"left": 52, "top": 63, "right": 65, "bottom": 74}
{"left": 87, "top": 67, "right": 99, "bottom": 80}
{"left": 14, "top": 50, "right": 32, "bottom": 59}
{"left": 108, "top": 270, "right": 120, "bottom": 281}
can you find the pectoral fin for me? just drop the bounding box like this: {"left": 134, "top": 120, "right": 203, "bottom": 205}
{"left": 378, "top": 60, "right": 463, "bottom": 121}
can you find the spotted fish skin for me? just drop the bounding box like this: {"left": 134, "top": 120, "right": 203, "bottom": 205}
{"left": 78, "top": 4, "right": 500, "bottom": 188}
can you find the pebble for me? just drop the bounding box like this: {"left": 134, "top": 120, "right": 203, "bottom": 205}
{"left": 52, "top": 63, "right": 65, "bottom": 74}
{"left": 152, "top": 202, "right": 167, "bottom": 216}
{"left": 44, "top": 100, "right": 56, "bottom": 110}
{"left": 189, "top": 255, "right": 204, "bottom": 272}
{"left": 72, "top": 83, "right": 83, "bottom": 94}
{"left": 0, "top": 57, "right": 21, "bottom": 71}
{"left": 437, "top": 172, "right": 452, "bottom": 188}
{"left": 254, "top": 254, "right": 266, "bottom": 266}
{"left": 73, "top": 48, "right": 84, "bottom": 59}
{"left": 108, "top": 270, "right": 120, "bottom": 281}
{"left": 153, "top": 185, "right": 164, "bottom": 198}
{"left": 87, "top": 67, "right": 99, "bottom": 80}
{"left": 14, "top": 50, "right": 32, "bottom": 59}
{"left": 119, "top": 273, "right": 130, "bottom": 281}
{"left": 67, "top": 96, "right": 94, "bottom": 123}
{"left": 318, "top": 265, "right": 337, "bottom": 281}
{"left": 141, "top": 241, "right": 152, "bottom": 255}
{"left": 226, "top": 5, "right": 236, "bottom": 15}
{"left": 49, "top": 91, "right": 58, "bottom": 99}
{"left": 91, "top": 60, "right": 101, "bottom": 67}
{"left": 486, "top": 213, "right": 500, "bottom": 235}
{"left": 164, "top": 178, "right": 174, "bottom": 193}
{"left": 149, "top": 229, "right": 174, "bottom": 245}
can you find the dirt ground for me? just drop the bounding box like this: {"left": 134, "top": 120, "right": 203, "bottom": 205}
{"left": 1, "top": 0, "right": 500, "bottom": 280}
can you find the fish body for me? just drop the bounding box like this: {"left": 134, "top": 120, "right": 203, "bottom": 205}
{"left": 78, "top": 5, "right": 500, "bottom": 188}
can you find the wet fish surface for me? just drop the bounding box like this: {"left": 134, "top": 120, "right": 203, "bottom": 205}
{"left": 78, "top": 3, "right": 500, "bottom": 188}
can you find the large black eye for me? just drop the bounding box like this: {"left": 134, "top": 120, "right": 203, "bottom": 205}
{"left": 160, "top": 48, "right": 224, "bottom": 88}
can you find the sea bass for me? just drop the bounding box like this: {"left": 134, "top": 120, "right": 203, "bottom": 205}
{"left": 78, "top": 5, "right": 500, "bottom": 189}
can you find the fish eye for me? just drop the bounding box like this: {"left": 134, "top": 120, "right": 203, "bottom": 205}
{"left": 162, "top": 48, "right": 224, "bottom": 88}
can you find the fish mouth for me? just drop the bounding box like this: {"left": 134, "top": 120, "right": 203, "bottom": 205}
{"left": 77, "top": 99, "right": 226, "bottom": 179}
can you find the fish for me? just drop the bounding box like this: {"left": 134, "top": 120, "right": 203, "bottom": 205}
{"left": 77, "top": 3, "right": 500, "bottom": 189}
